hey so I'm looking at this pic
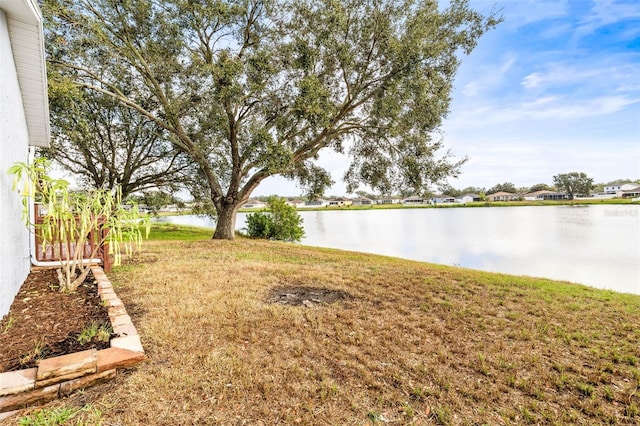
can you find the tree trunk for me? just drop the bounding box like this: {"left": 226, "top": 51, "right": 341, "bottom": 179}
{"left": 213, "top": 202, "right": 241, "bottom": 239}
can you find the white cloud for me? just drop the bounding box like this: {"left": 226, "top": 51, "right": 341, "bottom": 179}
{"left": 492, "top": 0, "right": 569, "bottom": 28}
{"left": 574, "top": 0, "right": 640, "bottom": 40}
{"left": 461, "top": 55, "right": 516, "bottom": 96}
{"left": 448, "top": 93, "right": 638, "bottom": 129}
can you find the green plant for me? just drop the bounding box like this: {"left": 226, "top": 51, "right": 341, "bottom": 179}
{"left": 433, "top": 406, "right": 452, "bottom": 425}
{"left": 17, "top": 403, "right": 104, "bottom": 426}
{"left": 9, "top": 158, "right": 150, "bottom": 292}
{"left": 77, "top": 322, "right": 112, "bottom": 345}
{"left": 603, "top": 385, "right": 614, "bottom": 401}
{"left": 577, "top": 382, "right": 594, "bottom": 397}
{"left": 401, "top": 403, "right": 415, "bottom": 418}
{"left": 366, "top": 411, "right": 381, "bottom": 423}
{"left": 19, "top": 338, "right": 48, "bottom": 366}
{"left": 1, "top": 315, "right": 15, "bottom": 333}
{"left": 18, "top": 407, "right": 75, "bottom": 426}
{"left": 555, "top": 372, "right": 569, "bottom": 390}
{"left": 318, "top": 380, "right": 339, "bottom": 401}
{"left": 245, "top": 197, "right": 305, "bottom": 242}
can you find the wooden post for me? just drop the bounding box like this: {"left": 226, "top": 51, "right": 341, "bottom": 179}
{"left": 101, "top": 227, "right": 111, "bottom": 272}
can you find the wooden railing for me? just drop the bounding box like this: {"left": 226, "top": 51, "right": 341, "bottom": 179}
{"left": 33, "top": 204, "right": 112, "bottom": 272}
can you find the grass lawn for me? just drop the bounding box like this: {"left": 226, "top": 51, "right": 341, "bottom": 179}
{"left": 12, "top": 227, "right": 640, "bottom": 425}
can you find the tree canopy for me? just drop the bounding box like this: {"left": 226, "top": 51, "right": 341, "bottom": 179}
{"left": 553, "top": 172, "right": 594, "bottom": 200}
{"left": 488, "top": 182, "right": 516, "bottom": 194}
{"left": 44, "top": 79, "right": 193, "bottom": 199}
{"left": 528, "top": 183, "right": 551, "bottom": 193}
{"left": 44, "top": 0, "right": 500, "bottom": 238}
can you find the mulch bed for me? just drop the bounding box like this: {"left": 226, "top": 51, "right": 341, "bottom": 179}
{"left": 0, "top": 269, "right": 113, "bottom": 372}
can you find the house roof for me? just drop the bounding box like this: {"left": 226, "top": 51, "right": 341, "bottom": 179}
{"left": 621, "top": 186, "right": 640, "bottom": 193}
{"left": 621, "top": 184, "right": 640, "bottom": 191}
{"left": 487, "top": 191, "right": 516, "bottom": 197}
{"left": 461, "top": 193, "right": 480, "bottom": 198}
{"left": 524, "top": 190, "right": 555, "bottom": 197}
{"left": 1, "top": 0, "right": 50, "bottom": 147}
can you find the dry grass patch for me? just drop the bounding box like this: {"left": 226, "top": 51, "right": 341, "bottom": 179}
{"left": 9, "top": 238, "right": 639, "bottom": 425}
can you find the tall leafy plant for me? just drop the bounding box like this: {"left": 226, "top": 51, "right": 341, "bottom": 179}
{"left": 9, "top": 158, "right": 149, "bottom": 292}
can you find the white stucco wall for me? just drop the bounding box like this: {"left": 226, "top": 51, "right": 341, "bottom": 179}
{"left": 0, "top": 9, "right": 32, "bottom": 319}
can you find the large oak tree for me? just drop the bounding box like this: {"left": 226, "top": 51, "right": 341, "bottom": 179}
{"left": 45, "top": 0, "right": 500, "bottom": 239}
{"left": 553, "top": 172, "right": 594, "bottom": 199}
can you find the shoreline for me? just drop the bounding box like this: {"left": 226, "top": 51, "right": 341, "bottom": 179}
{"left": 153, "top": 198, "right": 636, "bottom": 216}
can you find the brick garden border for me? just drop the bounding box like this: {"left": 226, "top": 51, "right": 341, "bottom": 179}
{"left": 0, "top": 265, "right": 145, "bottom": 419}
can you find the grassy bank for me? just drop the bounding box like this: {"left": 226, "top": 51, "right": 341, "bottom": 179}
{"left": 12, "top": 229, "right": 640, "bottom": 425}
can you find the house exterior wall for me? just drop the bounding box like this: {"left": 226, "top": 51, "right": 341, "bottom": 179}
{"left": 604, "top": 184, "right": 622, "bottom": 194}
{"left": 458, "top": 195, "right": 481, "bottom": 203}
{"left": 0, "top": 9, "right": 32, "bottom": 318}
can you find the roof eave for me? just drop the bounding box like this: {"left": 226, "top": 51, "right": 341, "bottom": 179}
{"left": 1, "top": 0, "right": 51, "bottom": 147}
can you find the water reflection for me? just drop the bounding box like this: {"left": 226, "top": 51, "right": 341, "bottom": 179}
{"left": 156, "top": 205, "right": 640, "bottom": 295}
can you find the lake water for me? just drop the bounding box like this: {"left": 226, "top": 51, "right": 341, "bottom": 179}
{"left": 157, "top": 205, "right": 640, "bottom": 295}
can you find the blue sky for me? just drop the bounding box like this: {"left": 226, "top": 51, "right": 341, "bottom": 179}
{"left": 255, "top": 0, "right": 640, "bottom": 196}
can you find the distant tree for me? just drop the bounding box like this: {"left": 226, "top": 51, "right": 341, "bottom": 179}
{"left": 605, "top": 179, "right": 634, "bottom": 185}
{"left": 355, "top": 190, "right": 377, "bottom": 199}
{"left": 488, "top": 182, "right": 516, "bottom": 194}
{"left": 553, "top": 172, "right": 594, "bottom": 200}
{"left": 528, "top": 183, "right": 551, "bottom": 193}
{"left": 437, "top": 183, "right": 461, "bottom": 197}
{"left": 461, "top": 186, "right": 486, "bottom": 195}
{"left": 45, "top": 0, "right": 500, "bottom": 239}
{"left": 130, "top": 191, "right": 180, "bottom": 216}
{"left": 437, "top": 184, "right": 485, "bottom": 198}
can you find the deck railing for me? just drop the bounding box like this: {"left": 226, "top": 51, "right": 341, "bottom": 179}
{"left": 33, "top": 204, "right": 112, "bottom": 272}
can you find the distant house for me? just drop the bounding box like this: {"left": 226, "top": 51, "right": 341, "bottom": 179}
{"left": 541, "top": 192, "right": 568, "bottom": 200}
{"left": 457, "top": 193, "right": 482, "bottom": 203}
{"left": 431, "top": 194, "right": 455, "bottom": 204}
{"left": 486, "top": 192, "right": 519, "bottom": 202}
{"left": 242, "top": 199, "right": 267, "bottom": 209}
{"left": 402, "top": 196, "right": 428, "bottom": 205}
{"left": 376, "top": 197, "right": 402, "bottom": 205}
{"left": 305, "top": 199, "right": 328, "bottom": 207}
{"left": 328, "top": 197, "right": 352, "bottom": 207}
{"left": 0, "top": 0, "right": 51, "bottom": 318}
{"left": 604, "top": 183, "right": 627, "bottom": 194}
{"left": 523, "top": 190, "right": 556, "bottom": 201}
{"left": 351, "top": 197, "right": 373, "bottom": 206}
{"left": 618, "top": 185, "right": 640, "bottom": 199}
{"left": 286, "top": 199, "right": 305, "bottom": 208}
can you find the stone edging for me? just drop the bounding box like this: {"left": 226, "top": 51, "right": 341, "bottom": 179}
{"left": 0, "top": 265, "right": 145, "bottom": 419}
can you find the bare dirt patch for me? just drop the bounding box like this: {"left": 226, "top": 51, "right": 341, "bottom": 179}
{"left": 267, "top": 285, "right": 354, "bottom": 307}
{"left": 0, "top": 269, "right": 113, "bottom": 372}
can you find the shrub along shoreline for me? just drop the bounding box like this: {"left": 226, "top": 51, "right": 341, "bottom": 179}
{"left": 12, "top": 225, "right": 640, "bottom": 424}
